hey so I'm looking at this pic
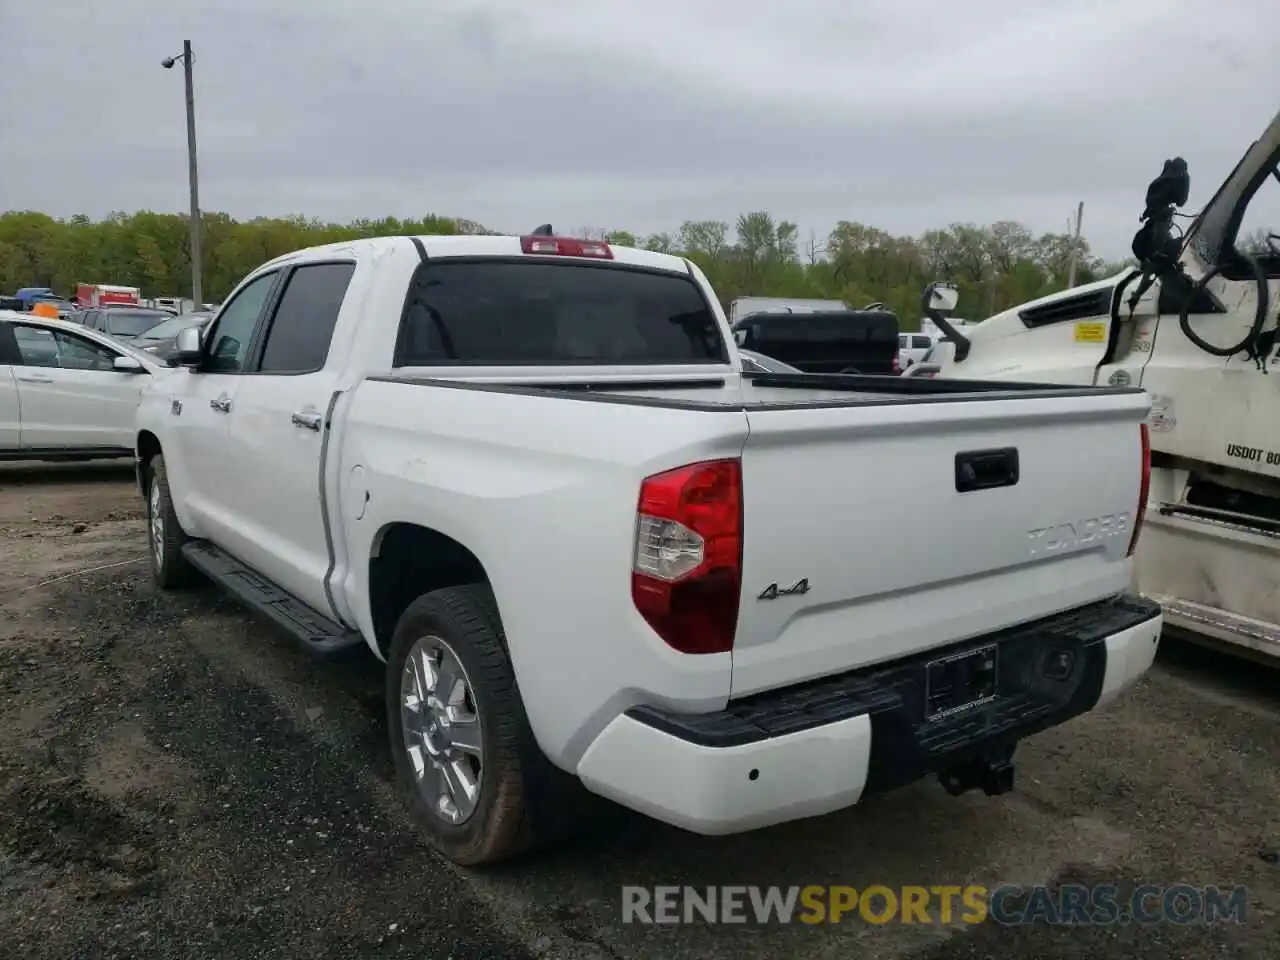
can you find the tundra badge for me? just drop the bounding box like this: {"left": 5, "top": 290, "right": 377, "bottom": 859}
{"left": 758, "top": 578, "right": 810, "bottom": 600}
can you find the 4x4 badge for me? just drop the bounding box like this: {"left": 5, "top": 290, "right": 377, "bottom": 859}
{"left": 757, "top": 578, "right": 810, "bottom": 600}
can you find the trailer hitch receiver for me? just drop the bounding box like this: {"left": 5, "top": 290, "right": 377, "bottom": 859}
{"left": 939, "top": 751, "right": 1016, "bottom": 798}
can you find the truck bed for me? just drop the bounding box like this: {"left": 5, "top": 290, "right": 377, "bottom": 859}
{"left": 353, "top": 371, "right": 1150, "bottom": 701}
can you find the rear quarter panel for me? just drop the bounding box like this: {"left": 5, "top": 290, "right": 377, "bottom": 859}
{"left": 334, "top": 379, "right": 749, "bottom": 768}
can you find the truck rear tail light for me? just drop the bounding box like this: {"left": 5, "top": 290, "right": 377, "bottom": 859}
{"left": 632, "top": 459, "right": 743, "bottom": 655}
{"left": 519, "top": 235, "right": 613, "bottom": 259}
{"left": 1127, "top": 422, "right": 1151, "bottom": 557}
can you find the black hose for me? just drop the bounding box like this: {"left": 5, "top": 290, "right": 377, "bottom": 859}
{"left": 1178, "top": 255, "right": 1270, "bottom": 357}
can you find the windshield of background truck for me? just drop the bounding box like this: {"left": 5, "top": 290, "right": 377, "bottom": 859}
{"left": 138, "top": 315, "right": 206, "bottom": 340}
{"left": 396, "top": 260, "right": 728, "bottom": 365}
{"left": 105, "top": 309, "right": 169, "bottom": 337}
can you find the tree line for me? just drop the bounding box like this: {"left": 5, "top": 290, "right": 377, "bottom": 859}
{"left": 0, "top": 209, "right": 1131, "bottom": 329}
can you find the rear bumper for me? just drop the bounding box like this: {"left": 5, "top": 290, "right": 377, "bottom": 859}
{"left": 576, "top": 594, "right": 1162, "bottom": 835}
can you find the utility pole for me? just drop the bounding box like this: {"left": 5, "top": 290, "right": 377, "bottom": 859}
{"left": 163, "top": 41, "right": 203, "bottom": 308}
{"left": 1066, "top": 201, "right": 1084, "bottom": 289}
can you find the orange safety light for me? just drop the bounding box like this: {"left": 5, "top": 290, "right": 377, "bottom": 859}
{"left": 31, "top": 302, "right": 60, "bottom": 318}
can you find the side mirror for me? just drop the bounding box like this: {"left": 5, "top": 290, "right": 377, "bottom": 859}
{"left": 113, "top": 355, "right": 145, "bottom": 373}
{"left": 926, "top": 282, "right": 960, "bottom": 315}
{"left": 171, "top": 325, "right": 204, "bottom": 367}
{"left": 921, "top": 281, "right": 970, "bottom": 363}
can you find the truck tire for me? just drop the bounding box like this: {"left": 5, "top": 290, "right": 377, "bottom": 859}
{"left": 386, "top": 584, "right": 546, "bottom": 866}
{"left": 147, "top": 455, "right": 196, "bottom": 589}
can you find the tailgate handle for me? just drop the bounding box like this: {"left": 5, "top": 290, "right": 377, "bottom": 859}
{"left": 955, "top": 447, "right": 1019, "bottom": 493}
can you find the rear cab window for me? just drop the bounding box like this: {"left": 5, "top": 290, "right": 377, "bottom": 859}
{"left": 395, "top": 260, "right": 728, "bottom": 365}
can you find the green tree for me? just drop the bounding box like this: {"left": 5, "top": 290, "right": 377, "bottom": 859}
{"left": 0, "top": 208, "right": 1123, "bottom": 322}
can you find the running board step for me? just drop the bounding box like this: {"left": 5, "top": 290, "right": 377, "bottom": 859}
{"left": 182, "top": 541, "right": 364, "bottom": 658}
{"left": 1150, "top": 594, "right": 1280, "bottom": 662}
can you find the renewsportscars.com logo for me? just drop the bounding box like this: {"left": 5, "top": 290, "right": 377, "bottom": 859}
{"left": 621, "top": 884, "right": 1249, "bottom": 926}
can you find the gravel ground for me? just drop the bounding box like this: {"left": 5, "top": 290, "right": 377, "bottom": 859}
{"left": 1, "top": 460, "right": 1278, "bottom": 960}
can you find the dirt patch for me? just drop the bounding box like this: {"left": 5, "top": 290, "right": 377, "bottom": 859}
{"left": 0, "top": 462, "right": 535, "bottom": 960}
{"left": 0, "top": 776, "right": 153, "bottom": 873}
{"left": 83, "top": 721, "right": 203, "bottom": 816}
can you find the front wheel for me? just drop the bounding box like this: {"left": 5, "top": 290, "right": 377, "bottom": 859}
{"left": 386, "top": 584, "right": 541, "bottom": 866}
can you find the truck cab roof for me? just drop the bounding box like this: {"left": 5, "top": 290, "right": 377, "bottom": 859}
{"left": 257, "top": 233, "right": 696, "bottom": 275}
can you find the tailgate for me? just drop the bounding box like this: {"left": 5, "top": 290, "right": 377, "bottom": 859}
{"left": 731, "top": 389, "right": 1150, "bottom": 697}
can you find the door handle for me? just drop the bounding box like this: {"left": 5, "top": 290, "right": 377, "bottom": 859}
{"left": 209, "top": 395, "right": 232, "bottom": 413}
{"left": 291, "top": 410, "right": 323, "bottom": 432}
{"left": 16, "top": 375, "right": 54, "bottom": 384}
{"left": 955, "top": 447, "right": 1020, "bottom": 493}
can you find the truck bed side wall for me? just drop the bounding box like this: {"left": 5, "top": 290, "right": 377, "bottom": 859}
{"left": 333, "top": 378, "right": 749, "bottom": 768}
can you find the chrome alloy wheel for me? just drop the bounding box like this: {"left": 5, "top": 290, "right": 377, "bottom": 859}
{"left": 400, "top": 635, "right": 484, "bottom": 824}
{"left": 149, "top": 482, "right": 164, "bottom": 564}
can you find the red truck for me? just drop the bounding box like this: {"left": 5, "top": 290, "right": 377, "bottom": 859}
{"left": 75, "top": 283, "right": 141, "bottom": 308}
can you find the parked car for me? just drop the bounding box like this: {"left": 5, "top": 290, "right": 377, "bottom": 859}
{"left": 134, "top": 312, "right": 215, "bottom": 360}
{"left": 79, "top": 306, "right": 174, "bottom": 342}
{"left": 135, "top": 232, "right": 1161, "bottom": 867}
{"left": 0, "top": 310, "right": 169, "bottom": 460}
{"left": 13, "top": 287, "right": 59, "bottom": 310}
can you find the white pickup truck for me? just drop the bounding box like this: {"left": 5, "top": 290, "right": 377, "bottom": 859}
{"left": 134, "top": 231, "right": 1163, "bottom": 865}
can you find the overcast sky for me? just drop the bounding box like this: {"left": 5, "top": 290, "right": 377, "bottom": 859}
{"left": 2, "top": 0, "right": 1277, "bottom": 258}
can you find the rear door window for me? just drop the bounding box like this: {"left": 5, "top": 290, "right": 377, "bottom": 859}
{"left": 396, "top": 260, "right": 726, "bottom": 365}
{"left": 256, "top": 262, "right": 355, "bottom": 374}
